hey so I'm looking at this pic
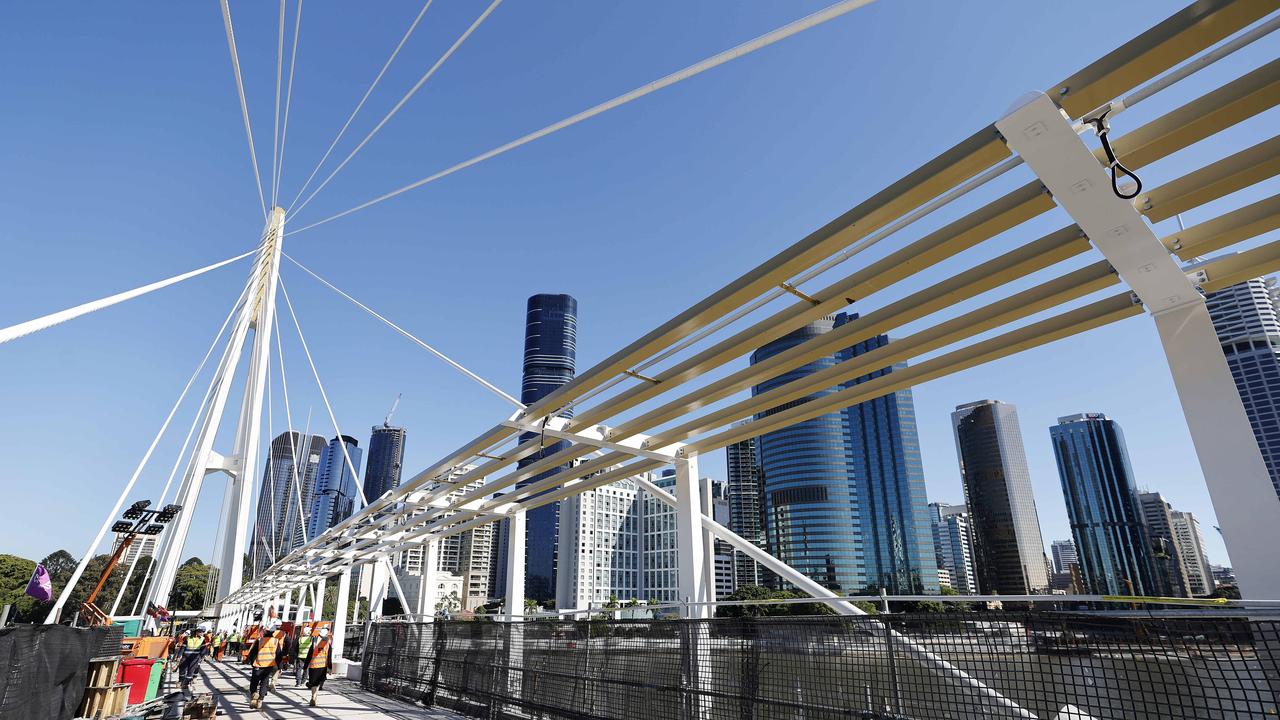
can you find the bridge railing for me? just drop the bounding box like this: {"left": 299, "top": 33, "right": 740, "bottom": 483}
{"left": 359, "top": 611, "right": 1280, "bottom": 720}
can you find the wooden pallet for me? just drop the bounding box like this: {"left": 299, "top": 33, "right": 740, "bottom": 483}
{"left": 77, "top": 683, "right": 128, "bottom": 719}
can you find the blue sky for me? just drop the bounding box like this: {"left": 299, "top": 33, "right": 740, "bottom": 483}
{"left": 1, "top": 1, "right": 1275, "bottom": 574}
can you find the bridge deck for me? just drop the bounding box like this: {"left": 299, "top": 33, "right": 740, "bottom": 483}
{"left": 191, "top": 660, "right": 465, "bottom": 720}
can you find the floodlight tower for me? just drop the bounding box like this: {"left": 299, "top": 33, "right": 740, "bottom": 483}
{"left": 142, "top": 207, "right": 286, "bottom": 611}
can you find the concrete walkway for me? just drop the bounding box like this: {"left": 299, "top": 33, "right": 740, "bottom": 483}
{"left": 186, "top": 659, "right": 467, "bottom": 719}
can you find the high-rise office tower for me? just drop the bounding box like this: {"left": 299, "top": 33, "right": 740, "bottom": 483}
{"left": 928, "top": 503, "right": 977, "bottom": 594}
{"left": 363, "top": 423, "right": 407, "bottom": 502}
{"left": 751, "top": 314, "right": 938, "bottom": 595}
{"left": 710, "top": 479, "right": 736, "bottom": 599}
{"left": 113, "top": 532, "right": 158, "bottom": 566}
{"left": 1050, "top": 539, "right": 1078, "bottom": 575}
{"left": 286, "top": 435, "right": 327, "bottom": 550}
{"left": 1137, "top": 491, "right": 1191, "bottom": 597}
{"left": 1051, "top": 414, "right": 1158, "bottom": 596}
{"left": 250, "top": 431, "right": 326, "bottom": 575}
{"left": 501, "top": 293, "right": 578, "bottom": 604}
{"left": 725, "top": 430, "right": 769, "bottom": 588}
{"left": 1170, "top": 510, "right": 1216, "bottom": 596}
{"left": 640, "top": 469, "right": 679, "bottom": 604}
{"left": 1203, "top": 274, "right": 1280, "bottom": 499}
{"left": 558, "top": 477, "right": 643, "bottom": 609}
{"left": 951, "top": 400, "right": 1049, "bottom": 595}
{"left": 395, "top": 466, "right": 494, "bottom": 612}
{"left": 307, "top": 435, "right": 363, "bottom": 540}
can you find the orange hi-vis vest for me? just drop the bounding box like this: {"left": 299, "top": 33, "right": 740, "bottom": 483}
{"left": 309, "top": 639, "right": 330, "bottom": 669}
{"left": 253, "top": 631, "right": 284, "bottom": 668}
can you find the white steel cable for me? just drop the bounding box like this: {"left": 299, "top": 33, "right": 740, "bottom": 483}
{"left": 287, "top": 0, "right": 434, "bottom": 213}
{"left": 273, "top": 311, "right": 312, "bottom": 557}
{"left": 562, "top": 12, "right": 1280, "bottom": 414}
{"left": 283, "top": 252, "right": 523, "bottom": 408}
{"left": 288, "top": 0, "right": 497, "bottom": 220}
{"left": 271, "top": 0, "right": 286, "bottom": 207}
{"left": 287, "top": 0, "right": 877, "bottom": 234}
{"left": 0, "top": 249, "right": 255, "bottom": 345}
{"left": 279, "top": 279, "right": 417, "bottom": 613}
{"left": 128, "top": 278, "right": 256, "bottom": 615}
{"left": 275, "top": 0, "right": 304, "bottom": 206}
{"left": 220, "top": 0, "right": 268, "bottom": 219}
{"left": 560, "top": 154, "right": 1026, "bottom": 415}
{"left": 45, "top": 274, "right": 253, "bottom": 623}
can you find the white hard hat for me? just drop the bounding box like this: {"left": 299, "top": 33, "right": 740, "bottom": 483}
{"left": 318, "top": 628, "right": 329, "bottom": 638}
{"left": 267, "top": 619, "right": 282, "bottom": 631}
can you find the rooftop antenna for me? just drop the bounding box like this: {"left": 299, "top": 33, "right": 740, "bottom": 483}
{"left": 384, "top": 393, "right": 401, "bottom": 428}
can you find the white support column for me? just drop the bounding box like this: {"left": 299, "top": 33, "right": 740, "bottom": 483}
{"left": 503, "top": 510, "right": 526, "bottom": 708}
{"left": 313, "top": 577, "right": 326, "bottom": 621}
{"left": 699, "top": 477, "right": 717, "bottom": 603}
{"left": 998, "top": 92, "right": 1280, "bottom": 599}
{"left": 146, "top": 207, "right": 287, "bottom": 611}
{"left": 217, "top": 207, "right": 285, "bottom": 600}
{"left": 675, "top": 452, "right": 709, "bottom": 619}
{"left": 368, "top": 562, "right": 389, "bottom": 620}
{"left": 421, "top": 539, "right": 441, "bottom": 617}
{"left": 332, "top": 566, "right": 351, "bottom": 663}
{"left": 503, "top": 511, "right": 526, "bottom": 619}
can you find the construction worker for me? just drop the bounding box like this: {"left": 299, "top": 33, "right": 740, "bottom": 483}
{"left": 293, "top": 626, "right": 313, "bottom": 687}
{"left": 177, "top": 626, "right": 207, "bottom": 690}
{"left": 212, "top": 630, "right": 226, "bottom": 661}
{"left": 226, "top": 626, "right": 240, "bottom": 659}
{"left": 246, "top": 618, "right": 284, "bottom": 710}
{"left": 304, "top": 627, "right": 332, "bottom": 708}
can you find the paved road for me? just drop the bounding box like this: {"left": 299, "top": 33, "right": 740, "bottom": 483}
{"left": 186, "top": 659, "right": 467, "bottom": 719}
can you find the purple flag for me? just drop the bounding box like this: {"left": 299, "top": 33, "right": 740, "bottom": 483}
{"left": 25, "top": 563, "right": 52, "bottom": 603}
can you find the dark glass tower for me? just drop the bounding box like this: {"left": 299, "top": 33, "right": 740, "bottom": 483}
{"left": 517, "top": 293, "right": 578, "bottom": 603}
{"left": 363, "top": 424, "right": 407, "bottom": 501}
{"left": 750, "top": 314, "right": 938, "bottom": 595}
{"left": 250, "top": 431, "right": 325, "bottom": 576}
{"left": 307, "top": 435, "right": 363, "bottom": 540}
{"left": 725, "top": 431, "right": 769, "bottom": 588}
{"left": 951, "top": 400, "right": 1048, "bottom": 595}
{"left": 1051, "top": 413, "right": 1159, "bottom": 596}
{"left": 836, "top": 316, "right": 939, "bottom": 595}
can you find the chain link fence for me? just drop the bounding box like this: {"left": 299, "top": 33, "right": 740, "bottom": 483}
{"left": 361, "top": 613, "right": 1280, "bottom": 719}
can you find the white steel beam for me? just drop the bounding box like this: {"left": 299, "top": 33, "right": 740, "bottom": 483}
{"left": 674, "top": 452, "right": 709, "bottom": 619}
{"left": 999, "top": 91, "right": 1280, "bottom": 598}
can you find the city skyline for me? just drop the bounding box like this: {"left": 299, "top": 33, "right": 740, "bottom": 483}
{"left": 5, "top": 0, "right": 1269, "bottom": 581}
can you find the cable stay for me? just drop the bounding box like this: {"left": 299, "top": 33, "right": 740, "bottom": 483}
{"left": 285, "top": 0, "right": 879, "bottom": 234}
{"left": 46, "top": 274, "right": 255, "bottom": 623}
{"left": 220, "top": 0, "right": 268, "bottom": 220}
{"left": 0, "top": 249, "right": 255, "bottom": 346}
{"left": 287, "top": 0, "right": 503, "bottom": 220}
{"left": 287, "top": 0, "right": 435, "bottom": 213}
{"left": 278, "top": 278, "right": 417, "bottom": 612}
{"left": 274, "top": 0, "right": 304, "bottom": 206}
{"left": 271, "top": 0, "right": 287, "bottom": 207}
{"left": 284, "top": 252, "right": 522, "bottom": 409}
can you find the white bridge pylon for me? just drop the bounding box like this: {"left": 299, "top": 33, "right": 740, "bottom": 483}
{"left": 144, "top": 207, "right": 286, "bottom": 612}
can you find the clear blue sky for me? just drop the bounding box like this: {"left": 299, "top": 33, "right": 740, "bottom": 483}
{"left": 1, "top": 1, "right": 1275, "bottom": 573}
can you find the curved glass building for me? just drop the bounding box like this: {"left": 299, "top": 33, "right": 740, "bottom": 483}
{"left": 518, "top": 293, "right": 578, "bottom": 602}
{"left": 751, "top": 314, "right": 937, "bottom": 594}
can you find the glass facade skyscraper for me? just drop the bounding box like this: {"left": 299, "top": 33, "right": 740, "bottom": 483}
{"left": 1137, "top": 491, "right": 1191, "bottom": 597}
{"left": 951, "top": 400, "right": 1048, "bottom": 595}
{"left": 1050, "top": 413, "right": 1158, "bottom": 596}
{"left": 363, "top": 424, "right": 407, "bottom": 501}
{"left": 307, "top": 435, "right": 363, "bottom": 540}
{"left": 1203, "top": 275, "right": 1280, "bottom": 499}
{"left": 250, "top": 431, "right": 325, "bottom": 576}
{"left": 513, "top": 293, "right": 578, "bottom": 603}
{"left": 725, "top": 430, "right": 769, "bottom": 588}
{"left": 750, "top": 314, "right": 938, "bottom": 595}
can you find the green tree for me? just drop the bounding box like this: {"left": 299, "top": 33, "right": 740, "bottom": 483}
{"left": 716, "top": 585, "right": 842, "bottom": 617}
{"left": 169, "top": 558, "right": 211, "bottom": 611}
{"left": 41, "top": 550, "right": 77, "bottom": 587}
{"left": 0, "top": 554, "right": 43, "bottom": 623}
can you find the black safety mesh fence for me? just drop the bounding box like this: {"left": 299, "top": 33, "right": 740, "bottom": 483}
{"left": 362, "top": 613, "right": 1280, "bottom": 720}
{"left": 0, "top": 624, "right": 110, "bottom": 720}
{"left": 343, "top": 623, "right": 366, "bottom": 662}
